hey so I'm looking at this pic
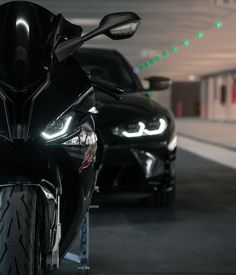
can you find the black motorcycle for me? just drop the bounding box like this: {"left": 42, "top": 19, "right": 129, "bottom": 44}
{"left": 0, "top": 1, "right": 140, "bottom": 274}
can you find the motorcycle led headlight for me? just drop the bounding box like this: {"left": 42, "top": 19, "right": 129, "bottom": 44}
{"left": 41, "top": 114, "right": 73, "bottom": 141}
{"left": 112, "top": 117, "right": 168, "bottom": 138}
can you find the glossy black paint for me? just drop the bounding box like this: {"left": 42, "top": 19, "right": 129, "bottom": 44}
{"left": 76, "top": 48, "right": 176, "bottom": 195}
{"left": 96, "top": 92, "right": 176, "bottom": 193}
{"left": 0, "top": 1, "right": 97, "bottom": 263}
{"left": 0, "top": 2, "right": 57, "bottom": 90}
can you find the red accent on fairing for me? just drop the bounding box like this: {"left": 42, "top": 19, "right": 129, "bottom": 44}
{"left": 79, "top": 143, "right": 97, "bottom": 173}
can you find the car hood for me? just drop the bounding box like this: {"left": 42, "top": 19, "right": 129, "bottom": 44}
{"left": 95, "top": 92, "right": 173, "bottom": 125}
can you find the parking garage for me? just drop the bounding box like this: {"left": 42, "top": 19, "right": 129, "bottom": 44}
{"left": 0, "top": 0, "right": 236, "bottom": 275}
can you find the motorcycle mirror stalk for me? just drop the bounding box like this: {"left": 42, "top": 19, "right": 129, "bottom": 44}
{"left": 55, "top": 12, "right": 141, "bottom": 62}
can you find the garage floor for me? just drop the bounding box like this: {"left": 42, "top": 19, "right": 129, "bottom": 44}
{"left": 56, "top": 149, "right": 236, "bottom": 275}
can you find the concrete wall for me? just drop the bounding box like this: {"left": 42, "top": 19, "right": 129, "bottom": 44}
{"left": 171, "top": 82, "right": 200, "bottom": 117}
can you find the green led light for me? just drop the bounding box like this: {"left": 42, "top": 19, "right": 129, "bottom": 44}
{"left": 162, "top": 50, "right": 170, "bottom": 57}
{"left": 182, "top": 39, "right": 190, "bottom": 46}
{"left": 146, "top": 91, "right": 154, "bottom": 98}
{"left": 214, "top": 20, "right": 223, "bottom": 29}
{"left": 148, "top": 59, "right": 154, "bottom": 65}
{"left": 139, "top": 64, "right": 145, "bottom": 70}
{"left": 197, "top": 31, "right": 204, "bottom": 38}
{"left": 154, "top": 55, "right": 162, "bottom": 61}
{"left": 171, "top": 46, "right": 178, "bottom": 53}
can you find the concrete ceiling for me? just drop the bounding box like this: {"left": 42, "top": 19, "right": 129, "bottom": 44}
{"left": 1, "top": 0, "right": 236, "bottom": 81}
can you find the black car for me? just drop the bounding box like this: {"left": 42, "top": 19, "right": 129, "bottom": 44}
{"left": 76, "top": 48, "right": 177, "bottom": 207}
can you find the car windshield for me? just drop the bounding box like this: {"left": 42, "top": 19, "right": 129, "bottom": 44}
{"left": 0, "top": 2, "right": 58, "bottom": 90}
{"left": 76, "top": 49, "right": 140, "bottom": 92}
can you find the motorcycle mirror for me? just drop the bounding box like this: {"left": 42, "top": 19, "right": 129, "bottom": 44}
{"left": 55, "top": 12, "right": 141, "bottom": 62}
{"left": 99, "top": 12, "right": 141, "bottom": 40}
{"left": 81, "top": 12, "right": 141, "bottom": 42}
{"left": 145, "top": 76, "right": 172, "bottom": 91}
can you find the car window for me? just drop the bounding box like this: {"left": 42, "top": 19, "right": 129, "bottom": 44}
{"left": 75, "top": 50, "right": 140, "bottom": 92}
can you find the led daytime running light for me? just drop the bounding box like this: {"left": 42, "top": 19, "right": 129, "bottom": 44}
{"left": 41, "top": 116, "right": 73, "bottom": 140}
{"left": 122, "top": 122, "right": 145, "bottom": 138}
{"left": 143, "top": 118, "right": 167, "bottom": 135}
{"left": 121, "top": 118, "right": 167, "bottom": 138}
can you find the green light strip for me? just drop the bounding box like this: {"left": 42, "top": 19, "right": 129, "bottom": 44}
{"left": 162, "top": 50, "right": 170, "bottom": 57}
{"left": 135, "top": 19, "right": 223, "bottom": 73}
{"left": 182, "top": 39, "right": 190, "bottom": 46}
{"left": 214, "top": 20, "right": 223, "bottom": 29}
{"left": 197, "top": 31, "right": 204, "bottom": 39}
{"left": 171, "top": 46, "right": 178, "bottom": 53}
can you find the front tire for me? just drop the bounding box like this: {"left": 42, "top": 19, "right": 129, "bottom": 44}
{"left": 0, "top": 185, "right": 43, "bottom": 275}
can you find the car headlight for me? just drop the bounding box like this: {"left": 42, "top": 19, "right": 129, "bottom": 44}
{"left": 168, "top": 135, "right": 177, "bottom": 151}
{"left": 112, "top": 117, "right": 168, "bottom": 138}
{"left": 41, "top": 113, "right": 74, "bottom": 141}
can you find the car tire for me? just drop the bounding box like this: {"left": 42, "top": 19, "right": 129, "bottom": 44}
{"left": 157, "top": 156, "right": 176, "bottom": 208}
{"left": 139, "top": 184, "right": 176, "bottom": 208}
{"left": 157, "top": 184, "right": 176, "bottom": 208}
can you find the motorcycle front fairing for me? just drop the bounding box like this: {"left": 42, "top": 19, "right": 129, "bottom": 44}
{"left": 0, "top": 1, "right": 97, "bottom": 262}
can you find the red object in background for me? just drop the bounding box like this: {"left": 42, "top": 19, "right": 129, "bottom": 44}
{"left": 220, "top": 84, "right": 227, "bottom": 105}
{"left": 231, "top": 80, "right": 236, "bottom": 104}
{"left": 176, "top": 101, "right": 183, "bottom": 117}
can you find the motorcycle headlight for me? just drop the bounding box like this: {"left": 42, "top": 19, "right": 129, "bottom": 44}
{"left": 41, "top": 111, "right": 97, "bottom": 146}
{"left": 112, "top": 117, "right": 168, "bottom": 138}
{"left": 41, "top": 113, "right": 74, "bottom": 141}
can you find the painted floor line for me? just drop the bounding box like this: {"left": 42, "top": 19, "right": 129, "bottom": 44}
{"left": 64, "top": 252, "right": 81, "bottom": 264}
{"left": 178, "top": 135, "right": 236, "bottom": 170}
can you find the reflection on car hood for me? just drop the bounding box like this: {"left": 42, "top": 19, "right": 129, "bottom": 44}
{"left": 96, "top": 92, "right": 172, "bottom": 125}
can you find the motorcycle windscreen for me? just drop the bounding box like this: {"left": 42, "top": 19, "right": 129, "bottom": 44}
{"left": 0, "top": 2, "right": 57, "bottom": 91}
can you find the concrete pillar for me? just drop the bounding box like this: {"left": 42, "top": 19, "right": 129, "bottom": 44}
{"left": 200, "top": 79, "right": 207, "bottom": 118}
{"left": 230, "top": 74, "right": 236, "bottom": 120}
{"left": 201, "top": 70, "right": 236, "bottom": 121}
{"left": 226, "top": 74, "right": 232, "bottom": 120}
{"left": 207, "top": 77, "right": 215, "bottom": 120}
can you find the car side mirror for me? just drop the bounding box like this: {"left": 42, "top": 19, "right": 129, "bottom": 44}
{"left": 145, "top": 76, "right": 172, "bottom": 91}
